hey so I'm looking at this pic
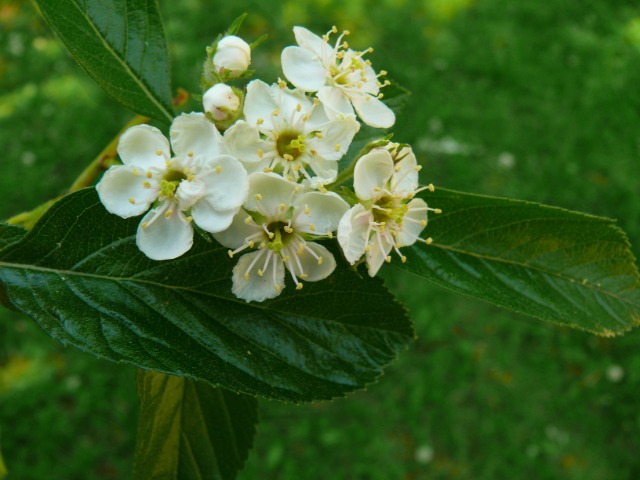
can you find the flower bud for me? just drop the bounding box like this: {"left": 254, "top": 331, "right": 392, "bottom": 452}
{"left": 213, "top": 35, "right": 251, "bottom": 77}
{"left": 203, "top": 84, "right": 240, "bottom": 121}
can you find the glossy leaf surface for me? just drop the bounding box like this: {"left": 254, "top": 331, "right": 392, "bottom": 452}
{"left": 133, "top": 370, "right": 258, "bottom": 480}
{"left": 0, "top": 189, "right": 413, "bottom": 402}
{"left": 0, "top": 224, "right": 25, "bottom": 251}
{"left": 400, "top": 188, "right": 640, "bottom": 335}
{"left": 33, "top": 0, "right": 174, "bottom": 122}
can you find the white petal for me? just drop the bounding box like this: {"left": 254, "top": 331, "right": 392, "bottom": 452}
{"left": 117, "top": 125, "right": 169, "bottom": 169}
{"left": 244, "top": 173, "right": 298, "bottom": 219}
{"left": 170, "top": 113, "right": 223, "bottom": 160}
{"left": 353, "top": 149, "right": 394, "bottom": 201}
{"left": 136, "top": 202, "right": 193, "bottom": 260}
{"left": 292, "top": 26, "right": 326, "bottom": 57}
{"left": 281, "top": 46, "right": 327, "bottom": 92}
{"left": 307, "top": 115, "right": 360, "bottom": 161}
{"left": 293, "top": 191, "right": 349, "bottom": 235}
{"left": 295, "top": 242, "right": 336, "bottom": 282}
{"left": 191, "top": 203, "right": 237, "bottom": 233}
{"left": 175, "top": 178, "right": 205, "bottom": 211}
{"left": 223, "top": 120, "right": 268, "bottom": 164}
{"left": 397, "top": 198, "right": 428, "bottom": 247}
{"left": 351, "top": 94, "right": 395, "bottom": 129}
{"left": 337, "top": 204, "right": 371, "bottom": 264}
{"left": 96, "top": 165, "right": 159, "bottom": 218}
{"left": 390, "top": 147, "right": 419, "bottom": 195}
{"left": 232, "top": 250, "right": 284, "bottom": 302}
{"left": 317, "top": 86, "right": 354, "bottom": 120}
{"left": 212, "top": 210, "right": 261, "bottom": 249}
{"left": 304, "top": 156, "right": 338, "bottom": 186}
{"left": 243, "top": 80, "right": 278, "bottom": 130}
{"left": 197, "top": 155, "right": 249, "bottom": 211}
{"left": 366, "top": 231, "right": 393, "bottom": 277}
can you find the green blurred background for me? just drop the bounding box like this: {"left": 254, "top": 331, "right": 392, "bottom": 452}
{"left": 1, "top": 0, "right": 640, "bottom": 478}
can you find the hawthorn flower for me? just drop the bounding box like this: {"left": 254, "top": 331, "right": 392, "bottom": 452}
{"left": 281, "top": 26, "right": 394, "bottom": 129}
{"left": 203, "top": 83, "right": 241, "bottom": 121}
{"left": 213, "top": 35, "right": 251, "bottom": 78}
{"left": 97, "top": 113, "right": 248, "bottom": 260}
{"left": 223, "top": 79, "right": 360, "bottom": 186}
{"left": 214, "top": 173, "right": 349, "bottom": 302}
{"left": 338, "top": 145, "right": 438, "bottom": 276}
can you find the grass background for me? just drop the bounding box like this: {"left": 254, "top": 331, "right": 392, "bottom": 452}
{"left": 1, "top": 0, "right": 640, "bottom": 478}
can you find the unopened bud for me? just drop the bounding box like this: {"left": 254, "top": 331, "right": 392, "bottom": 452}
{"left": 203, "top": 84, "right": 240, "bottom": 120}
{"left": 213, "top": 35, "right": 251, "bottom": 77}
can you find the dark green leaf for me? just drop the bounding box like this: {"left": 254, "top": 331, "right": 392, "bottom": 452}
{"left": 0, "top": 189, "right": 413, "bottom": 402}
{"left": 133, "top": 370, "right": 258, "bottom": 480}
{"left": 33, "top": 0, "right": 174, "bottom": 123}
{"left": 0, "top": 224, "right": 26, "bottom": 251}
{"left": 399, "top": 188, "right": 640, "bottom": 335}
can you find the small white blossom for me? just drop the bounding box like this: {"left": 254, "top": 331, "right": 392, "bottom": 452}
{"left": 338, "top": 146, "right": 437, "bottom": 276}
{"left": 97, "top": 113, "right": 249, "bottom": 260}
{"left": 223, "top": 79, "right": 360, "bottom": 186}
{"left": 213, "top": 35, "right": 251, "bottom": 78}
{"left": 281, "top": 26, "right": 395, "bottom": 129}
{"left": 214, "top": 173, "right": 349, "bottom": 302}
{"left": 203, "top": 83, "right": 240, "bottom": 121}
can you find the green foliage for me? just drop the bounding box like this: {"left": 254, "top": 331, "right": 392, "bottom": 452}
{"left": 0, "top": 443, "right": 6, "bottom": 479}
{"left": 0, "top": 225, "right": 25, "bottom": 251}
{"left": 32, "top": 0, "right": 174, "bottom": 123}
{"left": 0, "top": 189, "right": 414, "bottom": 402}
{"left": 134, "top": 371, "right": 258, "bottom": 480}
{"left": 402, "top": 188, "right": 640, "bottom": 335}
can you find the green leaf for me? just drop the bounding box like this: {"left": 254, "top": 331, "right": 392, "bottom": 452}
{"left": 32, "top": 0, "right": 174, "bottom": 123}
{"left": 133, "top": 370, "right": 258, "bottom": 480}
{"left": 0, "top": 189, "right": 413, "bottom": 402}
{"left": 399, "top": 188, "right": 640, "bottom": 336}
{"left": 0, "top": 224, "right": 26, "bottom": 251}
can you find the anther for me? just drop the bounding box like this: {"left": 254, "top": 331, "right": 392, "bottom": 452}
{"left": 141, "top": 222, "right": 149, "bottom": 228}
{"left": 335, "top": 144, "right": 341, "bottom": 152}
{"left": 228, "top": 250, "right": 234, "bottom": 258}
{"left": 428, "top": 183, "right": 435, "bottom": 192}
{"left": 327, "top": 232, "right": 334, "bottom": 239}
{"left": 309, "top": 223, "right": 316, "bottom": 232}
{"left": 165, "top": 210, "right": 173, "bottom": 218}
{"left": 188, "top": 151, "right": 194, "bottom": 157}
{"left": 244, "top": 273, "right": 250, "bottom": 280}
{"left": 401, "top": 256, "right": 407, "bottom": 263}
{"left": 279, "top": 203, "right": 287, "bottom": 211}
{"left": 244, "top": 215, "right": 253, "bottom": 224}
{"left": 272, "top": 108, "right": 280, "bottom": 116}
{"left": 434, "top": 209, "right": 442, "bottom": 214}
{"left": 386, "top": 256, "right": 392, "bottom": 263}
{"left": 129, "top": 197, "right": 135, "bottom": 204}
{"left": 143, "top": 181, "right": 151, "bottom": 188}
{"left": 318, "top": 256, "right": 323, "bottom": 265}
{"left": 278, "top": 79, "right": 287, "bottom": 89}
{"left": 425, "top": 237, "right": 433, "bottom": 245}
{"left": 216, "top": 165, "right": 222, "bottom": 173}
{"left": 296, "top": 283, "right": 304, "bottom": 290}
{"left": 257, "top": 149, "right": 264, "bottom": 158}
{"left": 421, "top": 219, "right": 427, "bottom": 227}
{"left": 415, "top": 165, "right": 423, "bottom": 171}
{"left": 296, "top": 103, "right": 302, "bottom": 112}
{"left": 256, "top": 118, "right": 264, "bottom": 125}
{"left": 186, "top": 216, "right": 193, "bottom": 223}
{"left": 258, "top": 269, "right": 264, "bottom": 277}
{"left": 155, "top": 149, "right": 163, "bottom": 156}
{"left": 275, "top": 284, "right": 282, "bottom": 293}
{"left": 255, "top": 193, "right": 263, "bottom": 201}
{"left": 146, "top": 171, "right": 152, "bottom": 178}
{"left": 132, "top": 169, "right": 139, "bottom": 176}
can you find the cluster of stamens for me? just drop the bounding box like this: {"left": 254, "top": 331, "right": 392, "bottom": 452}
{"left": 321, "top": 26, "right": 390, "bottom": 99}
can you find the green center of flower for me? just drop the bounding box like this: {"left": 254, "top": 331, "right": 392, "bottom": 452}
{"left": 276, "top": 132, "right": 306, "bottom": 161}
{"left": 160, "top": 169, "right": 187, "bottom": 198}
{"left": 372, "top": 194, "right": 408, "bottom": 225}
{"left": 266, "top": 222, "right": 294, "bottom": 253}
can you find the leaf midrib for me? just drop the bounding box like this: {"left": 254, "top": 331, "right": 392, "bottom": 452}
{"left": 67, "top": 0, "right": 173, "bottom": 122}
{"left": 416, "top": 241, "right": 640, "bottom": 308}
{"left": 0, "top": 260, "right": 408, "bottom": 333}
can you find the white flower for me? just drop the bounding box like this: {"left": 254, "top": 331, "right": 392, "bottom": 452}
{"left": 97, "top": 113, "right": 249, "bottom": 261}
{"left": 281, "top": 26, "right": 395, "bottom": 129}
{"left": 338, "top": 145, "right": 437, "bottom": 276}
{"left": 214, "top": 173, "right": 349, "bottom": 302}
{"left": 223, "top": 80, "right": 360, "bottom": 186}
{"left": 203, "top": 83, "right": 240, "bottom": 121}
{"left": 213, "top": 35, "right": 251, "bottom": 78}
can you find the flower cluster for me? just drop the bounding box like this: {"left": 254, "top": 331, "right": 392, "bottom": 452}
{"left": 97, "top": 24, "right": 438, "bottom": 302}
